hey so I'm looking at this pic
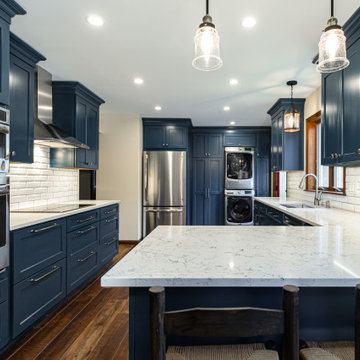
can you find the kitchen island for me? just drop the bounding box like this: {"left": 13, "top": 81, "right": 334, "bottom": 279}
{"left": 101, "top": 198, "right": 360, "bottom": 360}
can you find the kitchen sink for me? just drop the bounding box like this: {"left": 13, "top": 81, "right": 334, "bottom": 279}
{"left": 279, "top": 202, "right": 316, "bottom": 209}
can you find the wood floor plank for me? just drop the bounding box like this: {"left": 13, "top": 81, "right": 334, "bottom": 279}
{"left": 1, "top": 244, "right": 134, "bottom": 360}
{"left": 112, "top": 329, "right": 129, "bottom": 360}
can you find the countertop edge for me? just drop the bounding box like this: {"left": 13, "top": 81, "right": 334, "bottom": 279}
{"left": 10, "top": 200, "right": 120, "bottom": 231}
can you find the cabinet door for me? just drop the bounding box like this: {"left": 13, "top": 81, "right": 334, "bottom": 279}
{"left": 75, "top": 98, "right": 88, "bottom": 168}
{"left": 165, "top": 126, "right": 188, "bottom": 149}
{"left": 193, "top": 134, "right": 206, "bottom": 157}
{"left": 205, "top": 158, "right": 224, "bottom": 225}
{"left": 0, "top": 17, "right": 10, "bottom": 106}
{"left": 143, "top": 126, "right": 165, "bottom": 149}
{"left": 321, "top": 71, "right": 342, "bottom": 165}
{"left": 85, "top": 106, "right": 99, "bottom": 169}
{"left": 207, "top": 134, "right": 223, "bottom": 157}
{"left": 192, "top": 158, "right": 206, "bottom": 225}
{"left": 0, "top": 301, "right": 9, "bottom": 349}
{"left": 256, "top": 133, "right": 270, "bottom": 157}
{"left": 256, "top": 157, "right": 269, "bottom": 197}
{"left": 9, "top": 55, "right": 34, "bottom": 163}
{"left": 342, "top": 38, "right": 360, "bottom": 164}
{"left": 224, "top": 134, "right": 255, "bottom": 147}
{"left": 271, "top": 114, "right": 282, "bottom": 172}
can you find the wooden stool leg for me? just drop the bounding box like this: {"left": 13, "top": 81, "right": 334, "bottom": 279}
{"left": 149, "top": 287, "right": 166, "bottom": 360}
{"left": 282, "top": 285, "right": 299, "bottom": 360}
{"left": 355, "top": 284, "right": 360, "bottom": 360}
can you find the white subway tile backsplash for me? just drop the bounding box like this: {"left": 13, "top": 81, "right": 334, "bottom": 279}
{"left": 9, "top": 145, "right": 79, "bottom": 209}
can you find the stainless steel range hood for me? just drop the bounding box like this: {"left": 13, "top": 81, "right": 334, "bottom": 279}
{"left": 34, "top": 66, "right": 89, "bottom": 149}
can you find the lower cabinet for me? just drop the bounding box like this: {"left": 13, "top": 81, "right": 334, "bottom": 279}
{"left": 12, "top": 258, "right": 66, "bottom": 338}
{"left": 9, "top": 204, "right": 120, "bottom": 345}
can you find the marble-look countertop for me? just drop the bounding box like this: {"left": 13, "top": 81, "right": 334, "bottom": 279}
{"left": 10, "top": 200, "right": 120, "bottom": 231}
{"left": 101, "top": 197, "right": 360, "bottom": 288}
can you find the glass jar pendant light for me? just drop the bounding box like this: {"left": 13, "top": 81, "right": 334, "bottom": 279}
{"left": 192, "top": 0, "right": 223, "bottom": 71}
{"left": 284, "top": 81, "right": 300, "bottom": 133}
{"left": 317, "top": 0, "right": 349, "bottom": 73}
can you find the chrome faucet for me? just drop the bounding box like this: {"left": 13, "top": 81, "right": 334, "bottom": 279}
{"left": 298, "top": 173, "right": 323, "bottom": 206}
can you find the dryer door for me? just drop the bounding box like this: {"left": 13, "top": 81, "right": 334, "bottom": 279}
{"left": 226, "top": 196, "right": 253, "bottom": 224}
{"left": 225, "top": 152, "right": 254, "bottom": 189}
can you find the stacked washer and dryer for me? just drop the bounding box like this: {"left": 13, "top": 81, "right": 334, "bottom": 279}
{"left": 224, "top": 147, "right": 255, "bottom": 226}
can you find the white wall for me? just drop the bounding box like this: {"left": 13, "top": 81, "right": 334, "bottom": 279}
{"left": 96, "top": 113, "right": 142, "bottom": 240}
{"left": 287, "top": 88, "right": 360, "bottom": 212}
{"left": 9, "top": 145, "right": 79, "bottom": 210}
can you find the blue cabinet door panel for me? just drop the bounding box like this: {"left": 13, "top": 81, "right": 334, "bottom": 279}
{"left": 0, "top": 269, "right": 9, "bottom": 303}
{"left": 224, "top": 134, "right": 255, "bottom": 147}
{"left": 12, "top": 258, "right": 66, "bottom": 338}
{"left": 166, "top": 126, "right": 188, "bottom": 149}
{"left": 12, "top": 219, "right": 66, "bottom": 284}
{"left": 67, "top": 223, "right": 99, "bottom": 256}
{"left": 256, "top": 157, "right": 270, "bottom": 197}
{"left": 0, "top": 301, "right": 9, "bottom": 349}
{"left": 193, "top": 134, "right": 206, "bottom": 157}
{"left": 99, "top": 231, "right": 118, "bottom": 266}
{"left": 143, "top": 126, "right": 165, "bottom": 149}
{"left": 9, "top": 55, "right": 34, "bottom": 163}
{"left": 100, "top": 215, "right": 119, "bottom": 238}
{"left": 207, "top": 134, "right": 223, "bottom": 157}
{"left": 0, "top": 17, "right": 10, "bottom": 106}
{"left": 193, "top": 158, "right": 206, "bottom": 193}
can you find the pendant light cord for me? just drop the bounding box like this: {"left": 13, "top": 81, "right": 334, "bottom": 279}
{"left": 206, "top": 0, "right": 209, "bottom": 15}
{"left": 331, "top": 0, "right": 334, "bottom": 17}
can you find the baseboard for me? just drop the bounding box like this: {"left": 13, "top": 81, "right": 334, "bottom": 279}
{"left": 119, "top": 240, "right": 139, "bottom": 245}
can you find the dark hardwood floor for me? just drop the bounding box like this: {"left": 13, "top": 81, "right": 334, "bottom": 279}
{"left": 1, "top": 244, "right": 135, "bottom": 360}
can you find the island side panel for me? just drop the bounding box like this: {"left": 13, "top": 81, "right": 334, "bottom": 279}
{"left": 129, "top": 287, "right": 355, "bottom": 360}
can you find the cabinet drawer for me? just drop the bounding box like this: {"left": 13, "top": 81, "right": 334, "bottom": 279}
{"left": 67, "top": 245, "right": 99, "bottom": 294}
{"left": 0, "top": 300, "right": 9, "bottom": 349}
{"left": 12, "top": 258, "right": 66, "bottom": 338}
{"left": 100, "top": 232, "right": 118, "bottom": 266}
{"left": 68, "top": 223, "right": 99, "bottom": 256}
{"left": 67, "top": 210, "right": 99, "bottom": 232}
{"left": 265, "top": 207, "right": 283, "bottom": 224}
{"left": 11, "top": 219, "right": 66, "bottom": 284}
{"left": 100, "top": 215, "right": 119, "bottom": 238}
{"left": 100, "top": 204, "right": 119, "bottom": 220}
{"left": 0, "top": 268, "right": 8, "bottom": 303}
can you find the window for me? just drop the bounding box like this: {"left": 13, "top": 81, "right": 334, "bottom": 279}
{"left": 305, "top": 111, "right": 345, "bottom": 195}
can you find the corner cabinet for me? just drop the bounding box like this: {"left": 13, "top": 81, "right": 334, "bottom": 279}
{"left": 9, "top": 33, "right": 46, "bottom": 163}
{"left": 268, "top": 98, "right": 305, "bottom": 172}
{"left": 50, "top": 82, "right": 105, "bottom": 169}
{"left": 0, "top": 0, "right": 26, "bottom": 106}
{"left": 143, "top": 118, "right": 191, "bottom": 150}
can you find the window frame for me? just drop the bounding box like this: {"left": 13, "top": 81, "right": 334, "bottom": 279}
{"left": 305, "top": 111, "right": 346, "bottom": 196}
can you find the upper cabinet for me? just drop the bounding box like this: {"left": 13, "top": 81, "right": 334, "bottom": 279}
{"left": 320, "top": 8, "right": 360, "bottom": 166}
{"left": 143, "top": 118, "right": 191, "bottom": 150}
{"left": 50, "top": 82, "right": 105, "bottom": 169}
{"left": 9, "top": 33, "right": 46, "bottom": 163}
{"left": 193, "top": 133, "right": 223, "bottom": 158}
{"left": 268, "top": 98, "right": 305, "bottom": 172}
{"left": 0, "top": 0, "right": 26, "bottom": 106}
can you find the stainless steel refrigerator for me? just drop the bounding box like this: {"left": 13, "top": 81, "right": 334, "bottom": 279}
{"left": 143, "top": 151, "right": 186, "bottom": 237}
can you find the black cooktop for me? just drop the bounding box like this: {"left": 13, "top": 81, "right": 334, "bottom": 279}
{"left": 12, "top": 203, "right": 93, "bottom": 213}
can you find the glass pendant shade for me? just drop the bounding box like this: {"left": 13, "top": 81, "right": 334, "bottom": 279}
{"left": 317, "top": 25, "right": 349, "bottom": 73}
{"left": 192, "top": 25, "right": 223, "bottom": 71}
{"left": 284, "top": 107, "right": 301, "bottom": 132}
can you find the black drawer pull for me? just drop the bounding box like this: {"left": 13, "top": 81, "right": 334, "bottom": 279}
{"left": 30, "top": 223, "right": 59, "bottom": 234}
{"left": 104, "top": 208, "right": 117, "bottom": 215}
{"left": 30, "top": 266, "right": 60, "bottom": 283}
{"left": 76, "top": 216, "right": 95, "bottom": 224}
{"left": 77, "top": 226, "right": 96, "bottom": 235}
{"left": 77, "top": 251, "right": 96, "bottom": 263}
{"left": 105, "top": 237, "right": 118, "bottom": 246}
{"left": 105, "top": 217, "right": 118, "bottom": 223}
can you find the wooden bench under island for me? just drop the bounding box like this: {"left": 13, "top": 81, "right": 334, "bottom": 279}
{"left": 101, "top": 198, "right": 360, "bottom": 360}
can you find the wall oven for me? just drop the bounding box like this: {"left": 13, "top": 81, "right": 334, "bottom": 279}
{"left": 0, "top": 175, "right": 9, "bottom": 269}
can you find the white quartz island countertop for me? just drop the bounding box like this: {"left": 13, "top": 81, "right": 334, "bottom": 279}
{"left": 10, "top": 200, "right": 120, "bottom": 231}
{"left": 101, "top": 197, "right": 360, "bottom": 288}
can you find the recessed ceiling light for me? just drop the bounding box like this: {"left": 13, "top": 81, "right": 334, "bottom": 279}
{"left": 224, "top": 106, "right": 230, "bottom": 111}
{"left": 242, "top": 16, "right": 256, "bottom": 28}
{"left": 134, "top": 78, "right": 144, "bottom": 85}
{"left": 230, "top": 121, "right": 236, "bottom": 125}
{"left": 85, "top": 15, "right": 104, "bottom": 27}
{"left": 154, "top": 106, "right": 162, "bottom": 111}
{"left": 229, "top": 78, "right": 239, "bottom": 86}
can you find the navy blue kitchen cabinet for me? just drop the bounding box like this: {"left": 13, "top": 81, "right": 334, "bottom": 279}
{"left": 143, "top": 118, "right": 191, "bottom": 150}
{"left": 268, "top": 98, "right": 305, "bottom": 172}
{"left": 0, "top": 0, "right": 25, "bottom": 106}
{"left": 193, "top": 133, "right": 223, "bottom": 157}
{"left": 0, "top": 268, "right": 9, "bottom": 349}
{"left": 9, "top": 33, "right": 45, "bottom": 163}
{"left": 256, "top": 133, "right": 270, "bottom": 197}
{"left": 223, "top": 133, "right": 255, "bottom": 147}
{"left": 50, "top": 82, "right": 105, "bottom": 169}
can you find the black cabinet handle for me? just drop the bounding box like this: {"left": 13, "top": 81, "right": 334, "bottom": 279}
{"left": 77, "top": 225, "right": 96, "bottom": 235}
{"left": 76, "top": 216, "right": 95, "bottom": 224}
{"left": 105, "top": 217, "right": 118, "bottom": 223}
{"left": 77, "top": 251, "right": 96, "bottom": 263}
{"left": 30, "top": 266, "right": 60, "bottom": 283}
{"left": 30, "top": 223, "right": 59, "bottom": 234}
{"left": 104, "top": 208, "right": 117, "bottom": 215}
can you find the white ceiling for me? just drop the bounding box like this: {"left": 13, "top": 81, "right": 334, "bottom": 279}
{"left": 11, "top": 0, "right": 359, "bottom": 126}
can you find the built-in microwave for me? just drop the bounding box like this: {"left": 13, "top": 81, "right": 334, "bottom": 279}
{"left": 0, "top": 107, "right": 10, "bottom": 174}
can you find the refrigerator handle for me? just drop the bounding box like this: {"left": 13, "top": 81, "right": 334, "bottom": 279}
{"left": 147, "top": 209, "right": 183, "bottom": 213}
{"left": 144, "top": 154, "right": 149, "bottom": 202}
